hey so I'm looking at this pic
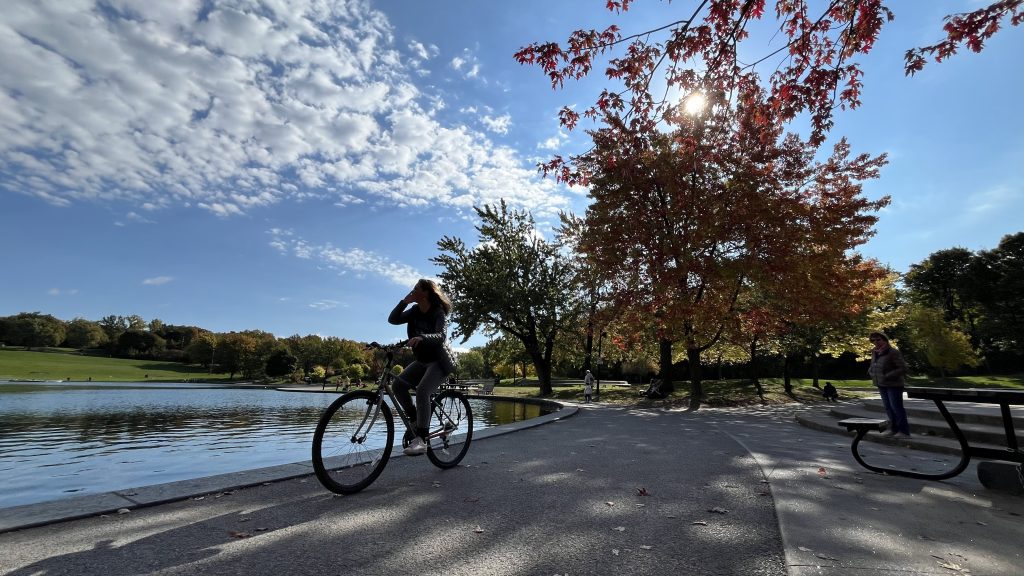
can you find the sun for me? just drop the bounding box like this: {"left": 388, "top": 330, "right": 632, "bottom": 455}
{"left": 683, "top": 92, "right": 707, "bottom": 116}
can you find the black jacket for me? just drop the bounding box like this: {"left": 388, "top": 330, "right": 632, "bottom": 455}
{"left": 388, "top": 302, "right": 456, "bottom": 374}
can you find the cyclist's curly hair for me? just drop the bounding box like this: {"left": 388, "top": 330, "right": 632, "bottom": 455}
{"left": 417, "top": 278, "right": 452, "bottom": 314}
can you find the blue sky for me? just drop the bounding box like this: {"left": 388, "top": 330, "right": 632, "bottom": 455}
{"left": 1, "top": 1, "right": 1022, "bottom": 349}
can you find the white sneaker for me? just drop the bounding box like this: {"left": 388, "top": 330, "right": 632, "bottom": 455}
{"left": 403, "top": 436, "right": 427, "bottom": 456}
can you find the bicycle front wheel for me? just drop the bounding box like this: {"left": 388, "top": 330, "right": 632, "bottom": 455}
{"left": 312, "top": 390, "right": 394, "bottom": 494}
{"left": 426, "top": 390, "right": 473, "bottom": 469}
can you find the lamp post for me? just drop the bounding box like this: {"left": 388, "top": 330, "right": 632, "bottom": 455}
{"left": 596, "top": 331, "right": 606, "bottom": 398}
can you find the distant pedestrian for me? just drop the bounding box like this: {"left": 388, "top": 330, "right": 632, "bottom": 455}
{"left": 867, "top": 331, "right": 911, "bottom": 438}
{"left": 584, "top": 370, "right": 595, "bottom": 403}
{"left": 822, "top": 381, "right": 839, "bottom": 402}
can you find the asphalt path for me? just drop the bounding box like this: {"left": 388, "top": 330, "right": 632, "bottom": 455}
{"left": 0, "top": 404, "right": 784, "bottom": 575}
{"left": 2, "top": 402, "right": 1022, "bottom": 575}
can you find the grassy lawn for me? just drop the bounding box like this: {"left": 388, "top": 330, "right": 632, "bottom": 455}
{"left": 0, "top": 348, "right": 234, "bottom": 382}
{"left": 489, "top": 374, "right": 1024, "bottom": 408}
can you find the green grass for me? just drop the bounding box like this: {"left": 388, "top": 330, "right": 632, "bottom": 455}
{"left": 0, "top": 348, "right": 234, "bottom": 382}
{"left": 488, "top": 373, "right": 1024, "bottom": 408}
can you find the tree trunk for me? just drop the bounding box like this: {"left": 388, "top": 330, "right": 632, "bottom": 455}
{"left": 687, "top": 347, "right": 703, "bottom": 410}
{"left": 526, "top": 335, "right": 555, "bottom": 396}
{"left": 750, "top": 337, "right": 765, "bottom": 401}
{"left": 584, "top": 316, "right": 594, "bottom": 374}
{"left": 811, "top": 352, "right": 821, "bottom": 388}
{"left": 659, "top": 338, "right": 675, "bottom": 394}
{"left": 782, "top": 354, "right": 793, "bottom": 395}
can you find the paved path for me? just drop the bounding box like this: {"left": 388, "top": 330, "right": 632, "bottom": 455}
{"left": 1, "top": 403, "right": 1021, "bottom": 575}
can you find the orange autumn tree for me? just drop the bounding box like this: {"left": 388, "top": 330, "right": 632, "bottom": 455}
{"left": 560, "top": 78, "right": 887, "bottom": 408}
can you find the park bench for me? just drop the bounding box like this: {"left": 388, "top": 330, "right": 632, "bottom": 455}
{"left": 839, "top": 387, "right": 1024, "bottom": 491}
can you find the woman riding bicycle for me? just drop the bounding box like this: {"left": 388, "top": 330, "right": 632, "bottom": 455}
{"left": 388, "top": 278, "right": 456, "bottom": 456}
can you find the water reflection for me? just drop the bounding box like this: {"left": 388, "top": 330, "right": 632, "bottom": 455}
{"left": 0, "top": 382, "right": 548, "bottom": 508}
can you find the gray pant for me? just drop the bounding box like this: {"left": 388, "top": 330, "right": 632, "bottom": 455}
{"left": 394, "top": 360, "right": 447, "bottom": 432}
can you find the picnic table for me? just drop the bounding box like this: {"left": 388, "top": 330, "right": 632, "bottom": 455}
{"left": 839, "top": 387, "right": 1024, "bottom": 490}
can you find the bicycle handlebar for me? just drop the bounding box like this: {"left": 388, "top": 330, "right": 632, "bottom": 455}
{"left": 366, "top": 340, "right": 408, "bottom": 351}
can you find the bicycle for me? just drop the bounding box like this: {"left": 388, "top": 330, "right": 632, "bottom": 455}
{"left": 311, "top": 341, "right": 474, "bottom": 494}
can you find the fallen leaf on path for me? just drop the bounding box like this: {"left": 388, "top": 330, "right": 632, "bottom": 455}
{"left": 636, "top": 487, "right": 650, "bottom": 496}
{"left": 799, "top": 547, "right": 812, "bottom": 552}
{"left": 464, "top": 496, "right": 480, "bottom": 503}
{"left": 976, "top": 521, "right": 987, "bottom": 526}
{"left": 473, "top": 525, "right": 485, "bottom": 533}
{"left": 635, "top": 504, "right": 646, "bottom": 508}
{"left": 239, "top": 517, "right": 251, "bottom": 522}
{"left": 937, "top": 561, "right": 965, "bottom": 572}
{"left": 117, "top": 508, "right": 130, "bottom": 515}
{"left": 708, "top": 507, "right": 728, "bottom": 514}
{"left": 605, "top": 501, "right": 615, "bottom": 507}
{"left": 639, "top": 545, "right": 653, "bottom": 550}
{"left": 691, "top": 521, "right": 708, "bottom": 526}
{"left": 228, "top": 531, "right": 251, "bottom": 539}
{"left": 817, "top": 467, "right": 829, "bottom": 478}
{"left": 612, "top": 526, "right": 625, "bottom": 532}
{"left": 611, "top": 549, "right": 620, "bottom": 556}
{"left": 815, "top": 553, "right": 838, "bottom": 561}
{"left": 193, "top": 496, "right": 205, "bottom": 501}
{"left": 255, "top": 527, "right": 268, "bottom": 532}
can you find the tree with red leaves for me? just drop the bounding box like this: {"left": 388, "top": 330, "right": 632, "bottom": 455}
{"left": 559, "top": 78, "right": 887, "bottom": 408}
{"left": 515, "top": 0, "right": 1022, "bottom": 174}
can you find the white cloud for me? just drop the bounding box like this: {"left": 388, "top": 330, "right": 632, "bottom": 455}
{"left": 967, "top": 184, "right": 1019, "bottom": 216}
{"left": 48, "top": 288, "right": 60, "bottom": 296}
{"left": 408, "top": 40, "right": 438, "bottom": 60}
{"left": 450, "top": 49, "right": 481, "bottom": 79}
{"left": 309, "top": 299, "right": 341, "bottom": 311}
{"left": 481, "top": 114, "right": 512, "bottom": 135}
{"left": 268, "top": 229, "right": 426, "bottom": 286}
{"left": 142, "top": 276, "right": 174, "bottom": 285}
{"left": 0, "top": 1, "right": 572, "bottom": 218}
{"left": 537, "top": 130, "right": 569, "bottom": 151}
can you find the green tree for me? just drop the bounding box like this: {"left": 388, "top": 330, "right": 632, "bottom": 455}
{"left": 117, "top": 329, "right": 165, "bottom": 357}
{"left": 906, "top": 305, "right": 980, "bottom": 378}
{"left": 3, "top": 312, "right": 66, "bottom": 349}
{"left": 64, "top": 318, "right": 108, "bottom": 349}
{"left": 345, "top": 363, "right": 366, "bottom": 382}
{"left": 456, "top": 349, "right": 485, "bottom": 379}
{"left": 972, "top": 232, "right": 1024, "bottom": 368}
{"left": 185, "top": 332, "right": 217, "bottom": 367}
{"left": 98, "top": 315, "right": 129, "bottom": 348}
{"left": 265, "top": 348, "right": 298, "bottom": 378}
{"left": 904, "top": 248, "right": 981, "bottom": 344}
{"left": 125, "top": 314, "right": 146, "bottom": 331}
{"left": 434, "top": 202, "right": 581, "bottom": 396}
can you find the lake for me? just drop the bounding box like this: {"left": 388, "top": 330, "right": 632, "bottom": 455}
{"left": 0, "top": 381, "right": 546, "bottom": 508}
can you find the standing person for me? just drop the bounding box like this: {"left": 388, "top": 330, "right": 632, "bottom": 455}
{"left": 388, "top": 279, "right": 457, "bottom": 456}
{"left": 584, "top": 370, "right": 595, "bottom": 403}
{"left": 867, "top": 331, "right": 911, "bottom": 438}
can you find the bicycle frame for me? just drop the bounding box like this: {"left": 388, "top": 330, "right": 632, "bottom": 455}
{"left": 365, "top": 343, "right": 461, "bottom": 444}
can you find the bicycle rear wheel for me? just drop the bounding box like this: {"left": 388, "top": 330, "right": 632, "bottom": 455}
{"left": 312, "top": 390, "right": 394, "bottom": 494}
{"left": 426, "top": 390, "right": 473, "bottom": 469}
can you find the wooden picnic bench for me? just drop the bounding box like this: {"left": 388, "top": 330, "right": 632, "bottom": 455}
{"left": 839, "top": 387, "right": 1024, "bottom": 490}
